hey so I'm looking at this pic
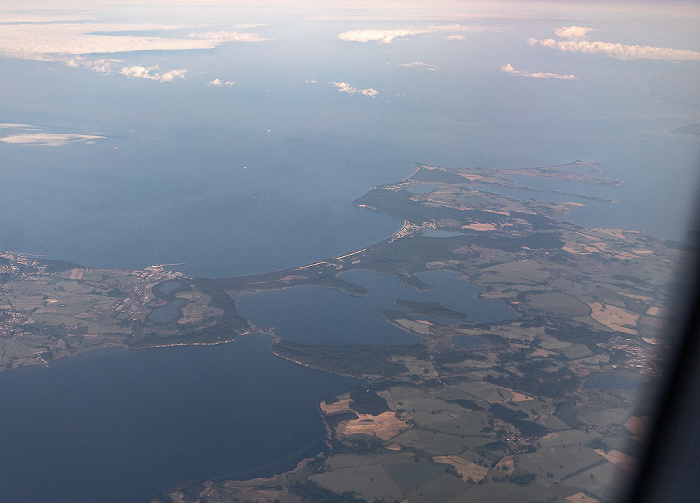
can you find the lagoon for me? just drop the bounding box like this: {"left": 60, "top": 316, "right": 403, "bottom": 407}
{"left": 148, "top": 298, "right": 185, "bottom": 323}
{"left": 453, "top": 335, "right": 487, "bottom": 348}
{"left": 421, "top": 229, "right": 465, "bottom": 238}
{"left": 235, "top": 269, "right": 517, "bottom": 346}
{"left": 583, "top": 373, "right": 642, "bottom": 391}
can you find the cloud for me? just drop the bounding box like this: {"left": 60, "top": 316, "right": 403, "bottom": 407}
{"left": 333, "top": 82, "right": 378, "bottom": 97}
{"left": 445, "top": 35, "right": 466, "bottom": 41}
{"left": 0, "top": 123, "right": 106, "bottom": 147}
{"left": 337, "top": 24, "right": 484, "bottom": 44}
{"left": 0, "top": 22, "right": 268, "bottom": 61}
{"left": 65, "top": 57, "right": 122, "bottom": 73}
{"left": 500, "top": 63, "right": 576, "bottom": 80}
{"left": 66, "top": 58, "right": 187, "bottom": 82}
{"left": 0, "top": 123, "right": 40, "bottom": 129}
{"left": 120, "top": 65, "right": 187, "bottom": 82}
{"left": 231, "top": 24, "right": 268, "bottom": 30}
{"left": 554, "top": 26, "right": 595, "bottom": 39}
{"left": 529, "top": 26, "right": 700, "bottom": 62}
{"left": 398, "top": 61, "right": 437, "bottom": 70}
{"left": 0, "top": 13, "right": 93, "bottom": 23}
{"left": 188, "top": 31, "right": 269, "bottom": 43}
{"left": 0, "top": 133, "right": 106, "bottom": 147}
{"left": 208, "top": 78, "right": 235, "bottom": 87}
{"left": 306, "top": 79, "right": 379, "bottom": 98}
{"left": 338, "top": 28, "right": 427, "bottom": 44}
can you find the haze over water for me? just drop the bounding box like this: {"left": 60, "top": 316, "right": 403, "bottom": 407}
{"left": 0, "top": 3, "right": 698, "bottom": 278}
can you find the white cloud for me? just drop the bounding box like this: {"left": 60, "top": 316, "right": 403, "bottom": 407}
{"left": 554, "top": 26, "right": 595, "bottom": 39}
{"left": 333, "top": 82, "right": 378, "bottom": 97}
{"left": 188, "top": 31, "right": 269, "bottom": 43}
{"left": 0, "top": 13, "right": 93, "bottom": 23}
{"left": 0, "top": 22, "right": 268, "bottom": 62}
{"left": 398, "top": 61, "right": 437, "bottom": 70}
{"left": 208, "top": 78, "right": 235, "bottom": 87}
{"left": 120, "top": 65, "right": 187, "bottom": 82}
{"left": 500, "top": 63, "right": 576, "bottom": 80}
{"left": 0, "top": 23, "right": 207, "bottom": 60}
{"left": 0, "top": 123, "right": 39, "bottom": 129}
{"left": 157, "top": 69, "right": 188, "bottom": 82}
{"left": 445, "top": 35, "right": 466, "bottom": 41}
{"left": 64, "top": 57, "right": 122, "bottom": 73}
{"left": 0, "top": 133, "right": 106, "bottom": 147}
{"left": 338, "top": 28, "right": 426, "bottom": 44}
{"left": 529, "top": 26, "right": 700, "bottom": 62}
{"left": 541, "top": 39, "right": 700, "bottom": 61}
{"left": 307, "top": 79, "right": 379, "bottom": 98}
{"left": 337, "top": 24, "right": 484, "bottom": 44}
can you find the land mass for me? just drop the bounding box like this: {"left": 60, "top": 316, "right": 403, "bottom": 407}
{"left": 0, "top": 160, "right": 690, "bottom": 503}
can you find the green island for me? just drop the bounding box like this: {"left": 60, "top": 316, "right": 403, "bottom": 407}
{"left": 0, "top": 161, "right": 691, "bottom": 503}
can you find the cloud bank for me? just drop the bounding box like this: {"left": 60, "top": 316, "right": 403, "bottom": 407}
{"left": 333, "top": 82, "right": 378, "bottom": 97}
{"left": 0, "top": 123, "right": 39, "bottom": 129}
{"left": 337, "top": 24, "right": 481, "bottom": 44}
{"left": 188, "top": 31, "right": 269, "bottom": 43}
{"left": 529, "top": 26, "right": 700, "bottom": 61}
{"left": 1, "top": 133, "right": 106, "bottom": 147}
{"left": 0, "top": 123, "right": 106, "bottom": 147}
{"left": 0, "top": 22, "right": 268, "bottom": 61}
{"left": 501, "top": 63, "right": 576, "bottom": 80}
{"left": 0, "top": 22, "right": 267, "bottom": 83}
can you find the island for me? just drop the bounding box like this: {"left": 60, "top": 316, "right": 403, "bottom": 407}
{"left": 0, "top": 160, "right": 691, "bottom": 503}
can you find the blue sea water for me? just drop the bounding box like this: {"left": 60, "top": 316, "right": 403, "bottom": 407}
{"left": 1, "top": 30, "right": 698, "bottom": 275}
{"left": 0, "top": 334, "right": 360, "bottom": 503}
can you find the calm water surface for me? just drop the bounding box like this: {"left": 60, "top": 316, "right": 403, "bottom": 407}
{"left": 236, "top": 269, "right": 517, "bottom": 346}
{"left": 148, "top": 299, "right": 185, "bottom": 323}
{"left": 583, "top": 373, "right": 642, "bottom": 391}
{"left": 453, "top": 335, "right": 487, "bottom": 348}
{"left": 421, "top": 229, "right": 465, "bottom": 238}
{"left": 0, "top": 334, "right": 360, "bottom": 503}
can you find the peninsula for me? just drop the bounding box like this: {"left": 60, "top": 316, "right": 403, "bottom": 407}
{"left": 0, "top": 160, "right": 689, "bottom": 503}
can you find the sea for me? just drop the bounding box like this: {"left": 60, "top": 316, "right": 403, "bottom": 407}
{"left": 0, "top": 335, "right": 361, "bottom": 502}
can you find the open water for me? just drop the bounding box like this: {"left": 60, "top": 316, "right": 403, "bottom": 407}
{"left": 0, "top": 334, "right": 360, "bottom": 502}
